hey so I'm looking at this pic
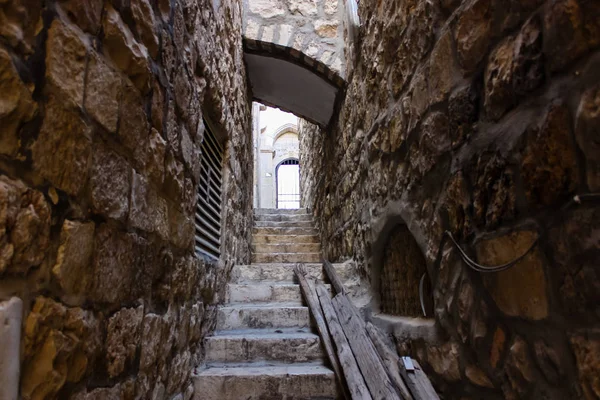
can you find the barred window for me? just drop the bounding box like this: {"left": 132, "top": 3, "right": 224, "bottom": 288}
{"left": 195, "top": 121, "right": 223, "bottom": 261}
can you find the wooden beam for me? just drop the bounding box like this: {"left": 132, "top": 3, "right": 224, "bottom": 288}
{"left": 365, "top": 322, "right": 413, "bottom": 400}
{"left": 397, "top": 357, "right": 440, "bottom": 400}
{"left": 294, "top": 265, "right": 350, "bottom": 400}
{"left": 323, "top": 259, "right": 346, "bottom": 295}
{"left": 316, "top": 283, "right": 373, "bottom": 400}
{"left": 332, "top": 294, "right": 400, "bottom": 400}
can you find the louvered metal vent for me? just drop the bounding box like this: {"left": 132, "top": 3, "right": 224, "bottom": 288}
{"left": 195, "top": 121, "right": 223, "bottom": 261}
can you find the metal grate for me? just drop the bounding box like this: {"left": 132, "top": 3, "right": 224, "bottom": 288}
{"left": 195, "top": 121, "right": 223, "bottom": 261}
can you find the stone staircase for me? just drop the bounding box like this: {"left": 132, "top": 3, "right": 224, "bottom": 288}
{"left": 193, "top": 208, "right": 352, "bottom": 399}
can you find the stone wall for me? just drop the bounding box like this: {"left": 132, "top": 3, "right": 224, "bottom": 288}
{"left": 243, "top": 0, "right": 345, "bottom": 76}
{"left": 300, "top": 0, "right": 600, "bottom": 398}
{"left": 0, "top": 0, "right": 252, "bottom": 398}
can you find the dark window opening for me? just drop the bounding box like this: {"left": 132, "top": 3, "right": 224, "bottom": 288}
{"left": 195, "top": 121, "right": 223, "bottom": 261}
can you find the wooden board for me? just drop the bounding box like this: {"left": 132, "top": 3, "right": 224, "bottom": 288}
{"left": 397, "top": 357, "right": 440, "bottom": 400}
{"left": 365, "top": 322, "right": 413, "bottom": 400}
{"left": 294, "top": 266, "right": 350, "bottom": 400}
{"left": 332, "top": 294, "right": 400, "bottom": 400}
{"left": 316, "top": 283, "right": 373, "bottom": 400}
{"left": 323, "top": 259, "right": 346, "bottom": 295}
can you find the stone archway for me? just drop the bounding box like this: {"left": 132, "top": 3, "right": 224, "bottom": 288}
{"left": 242, "top": 0, "right": 347, "bottom": 127}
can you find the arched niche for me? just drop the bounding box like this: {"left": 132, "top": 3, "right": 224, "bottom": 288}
{"left": 369, "top": 215, "right": 434, "bottom": 318}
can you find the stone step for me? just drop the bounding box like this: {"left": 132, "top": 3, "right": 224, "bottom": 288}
{"left": 227, "top": 283, "right": 331, "bottom": 304}
{"left": 252, "top": 252, "right": 322, "bottom": 263}
{"left": 192, "top": 363, "right": 337, "bottom": 400}
{"left": 252, "top": 234, "right": 320, "bottom": 245}
{"left": 217, "top": 303, "right": 310, "bottom": 330}
{"left": 253, "top": 242, "right": 321, "bottom": 254}
{"left": 205, "top": 331, "right": 324, "bottom": 364}
{"left": 254, "top": 220, "right": 315, "bottom": 228}
{"left": 254, "top": 208, "right": 311, "bottom": 215}
{"left": 231, "top": 263, "right": 354, "bottom": 284}
{"left": 255, "top": 213, "right": 313, "bottom": 222}
{"left": 253, "top": 226, "right": 318, "bottom": 236}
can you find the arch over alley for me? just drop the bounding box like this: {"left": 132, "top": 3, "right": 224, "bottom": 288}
{"left": 242, "top": 0, "right": 346, "bottom": 127}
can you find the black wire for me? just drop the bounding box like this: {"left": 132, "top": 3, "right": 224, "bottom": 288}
{"left": 445, "top": 193, "right": 600, "bottom": 273}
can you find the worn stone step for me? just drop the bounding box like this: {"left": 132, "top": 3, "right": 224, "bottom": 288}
{"left": 253, "top": 242, "right": 321, "bottom": 254}
{"left": 255, "top": 213, "right": 313, "bottom": 222}
{"left": 231, "top": 263, "right": 354, "bottom": 284}
{"left": 205, "top": 331, "right": 324, "bottom": 364}
{"left": 252, "top": 252, "right": 322, "bottom": 263}
{"left": 217, "top": 303, "right": 310, "bottom": 330}
{"left": 254, "top": 208, "right": 311, "bottom": 215}
{"left": 254, "top": 220, "right": 315, "bottom": 228}
{"left": 227, "top": 283, "right": 331, "bottom": 303}
{"left": 253, "top": 226, "right": 318, "bottom": 236}
{"left": 192, "top": 363, "right": 337, "bottom": 400}
{"left": 252, "top": 234, "right": 320, "bottom": 245}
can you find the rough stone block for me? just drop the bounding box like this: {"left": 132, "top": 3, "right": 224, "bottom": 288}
{"left": 164, "top": 150, "right": 185, "bottom": 205}
{"left": 139, "top": 313, "right": 163, "bottom": 372}
{"left": 429, "top": 29, "right": 459, "bottom": 105}
{"left": 45, "top": 18, "right": 88, "bottom": 105}
{"left": 448, "top": 84, "right": 478, "bottom": 148}
{"left": 505, "top": 336, "right": 534, "bottom": 396}
{"left": 147, "top": 128, "right": 167, "bottom": 186}
{"left": 548, "top": 205, "right": 600, "bottom": 318}
{"left": 324, "top": 0, "right": 338, "bottom": 15}
{"left": 570, "top": 333, "right": 600, "bottom": 399}
{"left": 314, "top": 20, "right": 338, "bottom": 38}
{"left": 0, "top": 47, "right": 37, "bottom": 157}
{"left": 168, "top": 205, "right": 194, "bottom": 249}
{"left": 52, "top": 220, "right": 95, "bottom": 297}
{"left": 543, "top": 0, "right": 589, "bottom": 72}
{"left": 85, "top": 52, "right": 121, "bottom": 133}
{"left": 521, "top": 104, "right": 579, "bottom": 208}
{"left": 90, "top": 145, "right": 131, "bottom": 221}
{"left": 287, "top": 0, "right": 317, "bottom": 16}
{"left": 119, "top": 83, "right": 150, "bottom": 170}
{"left": 103, "top": 4, "right": 151, "bottom": 93}
{"left": 575, "top": 85, "right": 600, "bottom": 191}
{"left": 476, "top": 230, "right": 548, "bottom": 320}
{"left": 455, "top": 0, "right": 492, "bottom": 73}
{"left": 21, "top": 297, "right": 101, "bottom": 399}
{"left": 131, "top": 0, "right": 159, "bottom": 58}
{"left": 0, "top": 176, "right": 51, "bottom": 275}
{"left": 0, "top": 0, "right": 43, "bottom": 54}
{"left": 90, "top": 225, "right": 138, "bottom": 304}
{"left": 470, "top": 153, "right": 515, "bottom": 228}
{"left": 250, "top": 0, "right": 286, "bottom": 18}
{"left": 32, "top": 98, "right": 92, "bottom": 196}
{"left": 426, "top": 341, "right": 461, "bottom": 382}
{"left": 0, "top": 297, "right": 22, "bottom": 400}
{"left": 57, "top": 0, "right": 104, "bottom": 34}
{"left": 484, "top": 36, "right": 515, "bottom": 120}
{"left": 106, "top": 306, "right": 144, "bottom": 378}
{"left": 151, "top": 78, "right": 165, "bottom": 131}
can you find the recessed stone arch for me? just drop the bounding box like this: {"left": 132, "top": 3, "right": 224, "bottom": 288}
{"left": 369, "top": 212, "right": 434, "bottom": 318}
{"left": 242, "top": 0, "right": 347, "bottom": 127}
{"left": 243, "top": 39, "right": 345, "bottom": 127}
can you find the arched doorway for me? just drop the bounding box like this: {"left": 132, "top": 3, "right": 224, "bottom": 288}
{"left": 276, "top": 158, "right": 300, "bottom": 209}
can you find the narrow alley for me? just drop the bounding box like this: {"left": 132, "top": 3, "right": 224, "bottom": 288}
{"left": 0, "top": 0, "right": 598, "bottom": 399}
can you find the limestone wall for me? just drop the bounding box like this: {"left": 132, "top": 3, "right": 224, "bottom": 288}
{"left": 0, "top": 0, "right": 252, "bottom": 398}
{"left": 301, "top": 0, "right": 600, "bottom": 398}
{"left": 243, "top": 0, "right": 345, "bottom": 76}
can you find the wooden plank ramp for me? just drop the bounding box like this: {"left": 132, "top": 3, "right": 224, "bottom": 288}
{"left": 294, "top": 261, "right": 441, "bottom": 400}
